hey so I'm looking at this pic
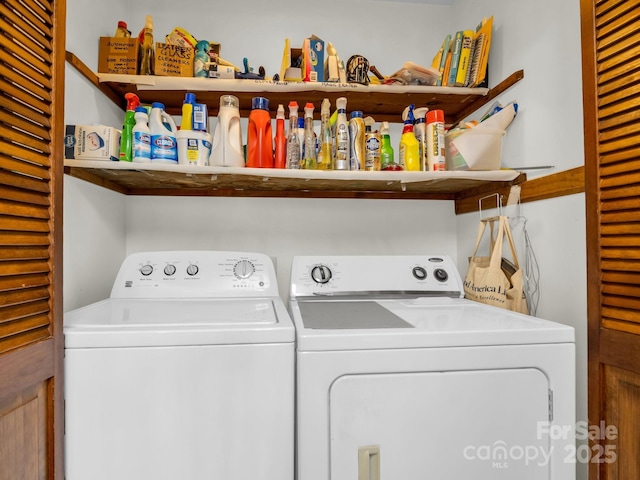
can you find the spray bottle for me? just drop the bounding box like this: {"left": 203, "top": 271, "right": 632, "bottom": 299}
{"left": 413, "top": 107, "right": 429, "bottom": 171}
{"left": 334, "top": 97, "right": 349, "bottom": 170}
{"left": 302, "top": 103, "right": 317, "bottom": 170}
{"left": 132, "top": 106, "right": 151, "bottom": 163}
{"left": 181, "top": 93, "right": 195, "bottom": 131}
{"left": 399, "top": 104, "right": 420, "bottom": 171}
{"left": 274, "top": 104, "right": 286, "bottom": 169}
{"left": 318, "top": 98, "right": 333, "bottom": 170}
{"left": 380, "top": 122, "right": 399, "bottom": 171}
{"left": 118, "top": 92, "right": 140, "bottom": 162}
{"left": 286, "top": 101, "right": 301, "bottom": 169}
{"left": 348, "top": 110, "right": 365, "bottom": 170}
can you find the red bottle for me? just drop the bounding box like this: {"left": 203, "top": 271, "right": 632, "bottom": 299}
{"left": 246, "top": 97, "right": 274, "bottom": 168}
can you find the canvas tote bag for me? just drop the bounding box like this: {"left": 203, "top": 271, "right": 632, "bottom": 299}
{"left": 464, "top": 216, "right": 529, "bottom": 314}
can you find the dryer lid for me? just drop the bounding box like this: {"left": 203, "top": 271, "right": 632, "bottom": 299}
{"left": 64, "top": 297, "right": 294, "bottom": 348}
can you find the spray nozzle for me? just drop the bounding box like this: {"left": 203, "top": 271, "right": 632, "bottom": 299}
{"left": 124, "top": 92, "right": 140, "bottom": 111}
{"left": 184, "top": 93, "right": 196, "bottom": 104}
{"left": 288, "top": 101, "right": 299, "bottom": 117}
{"left": 321, "top": 98, "right": 331, "bottom": 116}
{"left": 405, "top": 104, "right": 415, "bottom": 124}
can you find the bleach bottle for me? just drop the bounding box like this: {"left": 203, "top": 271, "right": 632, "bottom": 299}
{"left": 149, "top": 102, "right": 178, "bottom": 163}
{"left": 132, "top": 106, "right": 151, "bottom": 163}
{"left": 210, "top": 95, "right": 243, "bottom": 167}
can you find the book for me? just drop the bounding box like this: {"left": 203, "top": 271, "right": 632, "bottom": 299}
{"left": 441, "top": 44, "right": 453, "bottom": 86}
{"left": 455, "top": 30, "right": 475, "bottom": 86}
{"left": 447, "top": 31, "right": 464, "bottom": 86}
{"left": 434, "top": 34, "right": 451, "bottom": 86}
{"left": 469, "top": 16, "right": 493, "bottom": 87}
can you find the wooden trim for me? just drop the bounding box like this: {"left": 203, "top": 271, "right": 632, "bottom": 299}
{"left": 65, "top": 51, "right": 123, "bottom": 108}
{"left": 454, "top": 166, "right": 585, "bottom": 214}
{"left": 600, "top": 328, "right": 640, "bottom": 375}
{"left": 0, "top": 339, "right": 54, "bottom": 400}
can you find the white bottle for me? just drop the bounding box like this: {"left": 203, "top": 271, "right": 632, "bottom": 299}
{"left": 210, "top": 95, "right": 244, "bottom": 167}
{"left": 132, "top": 106, "right": 151, "bottom": 163}
{"left": 334, "top": 97, "right": 349, "bottom": 170}
{"left": 149, "top": 102, "right": 178, "bottom": 163}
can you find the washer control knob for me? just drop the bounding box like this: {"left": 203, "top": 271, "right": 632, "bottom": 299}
{"left": 311, "top": 265, "right": 332, "bottom": 284}
{"left": 186, "top": 264, "right": 199, "bottom": 276}
{"left": 140, "top": 264, "right": 153, "bottom": 276}
{"left": 412, "top": 266, "right": 427, "bottom": 280}
{"left": 434, "top": 268, "right": 449, "bottom": 282}
{"left": 234, "top": 260, "right": 255, "bottom": 279}
{"left": 164, "top": 264, "right": 176, "bottom": 276}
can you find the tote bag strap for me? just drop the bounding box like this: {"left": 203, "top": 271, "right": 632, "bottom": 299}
{"left": 502, "top": 216, "right": 522, "bottom": 269}
{"left": 470, "top": 216, "right": 505, "bottom": 269}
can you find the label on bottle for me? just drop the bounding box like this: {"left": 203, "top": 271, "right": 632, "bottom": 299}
{"left": 151, "top": 134, "right": 178, "bottom": 162}
{"left": 427, "top": 122, "right": 446, "bottom": 171}
{"left": 365, "top": 133, "right": 381, "bottom": 171}
{"left": 133, "top": 131, "right": 151, "bottom": 160}
{"left": 335, "top": 121, "right": 349, "bottom": 170}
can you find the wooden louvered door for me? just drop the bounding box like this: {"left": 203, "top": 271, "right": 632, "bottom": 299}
{"left": 0, "top": 0, "right": 65, "bottom": 478}
{"left": 581, "top": 0, "right": 640, "bottom": 479}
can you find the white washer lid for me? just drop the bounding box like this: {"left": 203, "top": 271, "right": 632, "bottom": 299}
{"left": 291, "top": 297, "right": 575, "bottom": 351}
{"left": 64, "top": 297, "right": 294, "bottom": 348}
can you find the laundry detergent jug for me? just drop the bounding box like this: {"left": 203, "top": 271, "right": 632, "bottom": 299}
{"left": 210, "top": 95, "right": 244, "bottom": 167}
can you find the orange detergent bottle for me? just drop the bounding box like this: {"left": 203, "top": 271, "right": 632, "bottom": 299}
{"left": 246, "top": 97, "right": 274, "bottom": 168}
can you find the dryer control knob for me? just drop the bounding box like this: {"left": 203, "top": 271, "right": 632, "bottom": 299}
{"left": 434, "top": 268, "right": 449, "bottom": 282}
{"left": 186, "top": 264, "right": 199, "bottom": 276}
{"left": 412, "top": 266, "right": 427, "bottom": 280}
{"left": 234, "top": 260, "right": 255, "bottom": 279}
{"left": 140, "top": 264, "right": 153, "bottom": 276}
{"left": 164, "top": 264, "right": 176, "bottom": 276}
{"left": 311, "top": 265, "right": 332, "bottom": 284}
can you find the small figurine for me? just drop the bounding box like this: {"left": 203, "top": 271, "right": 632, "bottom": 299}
{"left": 346, "top": 55, "right": 370, "bottom": 85}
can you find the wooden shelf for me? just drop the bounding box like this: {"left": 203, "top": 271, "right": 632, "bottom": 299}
{"left": 64, "top": 160, "right": 527, "bottom": 205}
{"left": 66, "top": 52, "right": 524, "bottom": 124}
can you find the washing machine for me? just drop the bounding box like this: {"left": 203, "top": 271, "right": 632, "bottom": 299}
{"left": 290, "top": 255, "right": 575, "bottom": 480}
{"left": 64, "top": 251, "right": 294, "bottom": 480}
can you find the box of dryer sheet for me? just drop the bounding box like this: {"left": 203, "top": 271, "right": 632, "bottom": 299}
{"left": 64, "top": 125, "right": 121, "bottom": 161}
{"left": 303, "top": 35, "right": 324, "bottom": 82}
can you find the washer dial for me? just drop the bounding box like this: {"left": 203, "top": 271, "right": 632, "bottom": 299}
{"left": 186, "top": 264, "right": 199, "bottom": 276}
{"left": 311, "top": 265, "right": 332, "bottom": 284}
{"left": 164, "top": 264, "right": 176, "bottom": 276}
{"left": 434, "top": 268, "right": 449, "bottom": 282}
{"left": 234, "top": 260, "right": 255, "bottom": 279}
{"left": 140, "top": 264, "right": 153, "bottom": 276}
{"left": 412, "top": 266, "right": 427, "bottom": 280}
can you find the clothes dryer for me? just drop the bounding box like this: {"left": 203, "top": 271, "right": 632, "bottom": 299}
{"left": 65, "top": 251, "right": 294, "bottom": 480}
{"left": 290, "top": 255, "right": 575, "bottom": 480}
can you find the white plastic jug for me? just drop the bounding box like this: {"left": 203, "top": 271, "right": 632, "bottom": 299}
{"left": 149, "top": 102, "right": 178, "bottom": 163}
{"left": 210, "top": 95, "right": 244, "bottom": 167}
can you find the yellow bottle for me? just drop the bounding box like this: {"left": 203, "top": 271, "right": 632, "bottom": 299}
{"left": 399, "top": 104, "right": 420, "bottom": 171}
{"left": 139, "top": 15, "right": 154, "bottom": 75}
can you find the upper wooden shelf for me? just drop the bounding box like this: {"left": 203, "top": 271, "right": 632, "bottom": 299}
{"left": 66, "top": 52, "right": 524, "bottom": 124}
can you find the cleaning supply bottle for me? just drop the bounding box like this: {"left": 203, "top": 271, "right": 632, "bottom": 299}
{"left": 181, "top": 93, "right": 195, "bottom": 131}
{"left": 297, "top": 116, "right": 305, "bottom": 159}
{"left": 413, "top": 107, "right": 429, "bottom": 171}
{"left": 399, "top": 104, "right": 420, "bottom": 171}
{"left": 302, "top": 103, "right": 317, "bottom": 170}
{"left": 348, "top": 110, "right": 365, "bottom": 170}
{"left": 118, "top": 92, "right": 140, "bottom": 162}
{"left": 318, "top": 98, "right": 333, "bottom": 170}
{"left": 364, "top": 117, "right": 381, "bottom": 171}
{"left": 380, "top": 121, "right": 400, "bottom": 170}
{"left": 139, "top": 15, "right": 154, "bottom": 75}
{"left": 286, "top": 101, "right": 301, "bottom": 169}
{"left": 274, "top": 104, "right": 286, "bottom": 169}
{"left": 132, "top": 106, "right": 151, "bottom": 163}
{"left": 114, "top": 21, "right": 130, "bottom": 38}
{"left": 149, "top": 102, "right": 178, "bottom": 163}
{"left": 210, "top": 94, "right": 244, "bottom": 167}
{"left": 426, "top": 109, "right": 446, "bottom": 171}
{"left": 334, "top": 97, "right": 349, "bottom": 170}
{"left": 246, "top": 96, "right": 273, "bottom": 168}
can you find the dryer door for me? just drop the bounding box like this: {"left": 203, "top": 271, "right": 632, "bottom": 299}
{"left": 330, "top": 368, "right": 551, "bottom": 479}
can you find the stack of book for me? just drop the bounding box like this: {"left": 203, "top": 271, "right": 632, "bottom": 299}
{"left": 431, "top": 16, "right": 493, "bottom": 88}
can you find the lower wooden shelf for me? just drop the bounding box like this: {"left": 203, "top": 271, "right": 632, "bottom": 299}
{"left": 63, "top": 160, "right": 526, "bottom": 204}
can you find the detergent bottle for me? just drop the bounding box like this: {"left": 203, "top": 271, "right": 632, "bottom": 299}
{"left": 210, "top": 94, "right": 243, "bottom": 167}
{"left": 413, "top": 107, "right": 429, "bottom": 170}
{"left": 181, "top": 93, "right": 195, "bottom": 131}
{"left": 149, "top": 102, "right": 178, "bottom": 163}
{"left": 132, "top": 106, "right": 151, "bottom": 163}
{"left": 274, "top": 104, "right": 286, "bottom": 169}
{"left": 246, "top": 97, "right": 273, "bottom": 168}
{"left": 118, "top": 92, "right": 140, "bottom": 162}
{"left": 399, "top": 104, "right": 420, "bottom": 171}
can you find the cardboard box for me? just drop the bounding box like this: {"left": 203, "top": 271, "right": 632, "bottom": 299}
{"left": 208, "top": 63, "right": 235, "bottom": 79}
{"left": 304, "top": 35, "right": 324, "bottom": 82}
{"left": 98, "top": 37, "right": 138, "bottom": 75}
{"left": 64, "top": 125, "right": 121, "bottom": 162}
{"left": 154, "top": 42, "right": 194, "bottom": 77}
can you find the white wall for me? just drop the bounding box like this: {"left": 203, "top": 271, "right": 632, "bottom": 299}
{"left": 64, "top": 1, "right": 588, "bottom": 477}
